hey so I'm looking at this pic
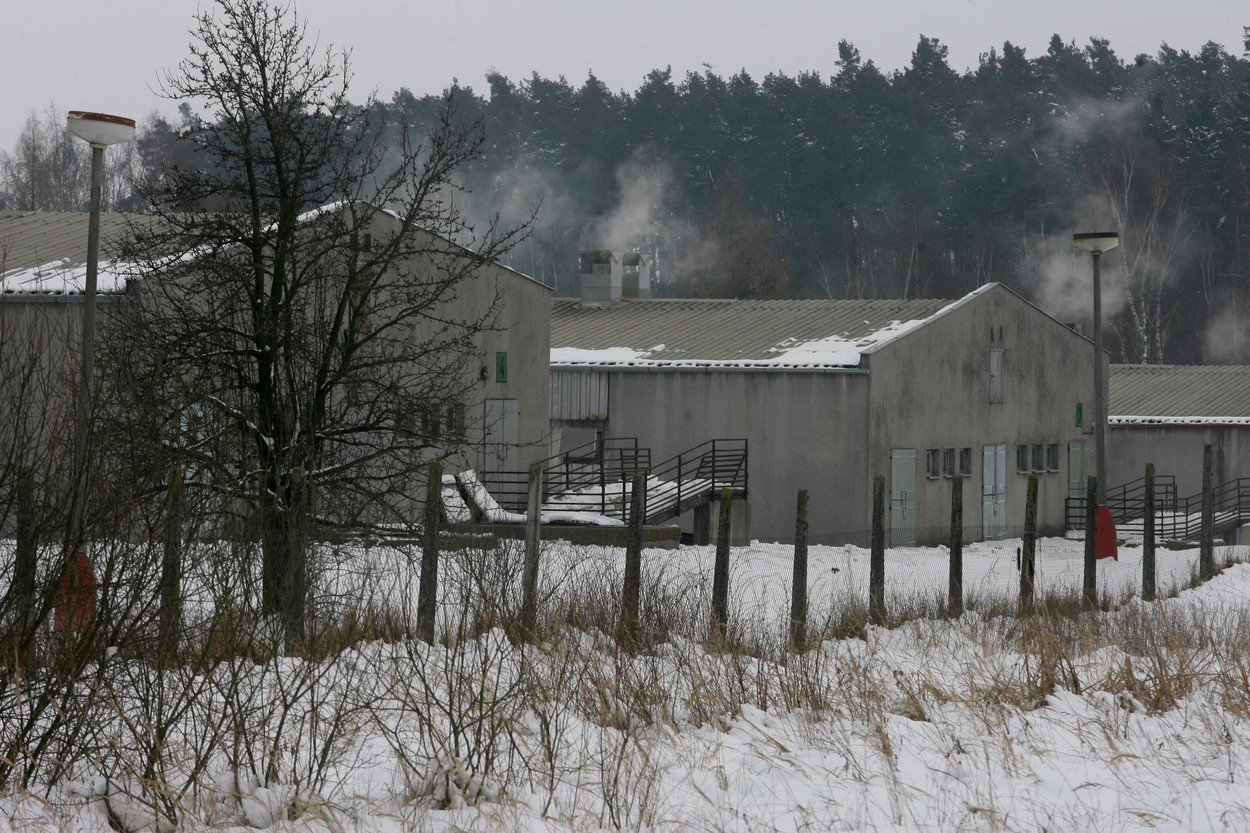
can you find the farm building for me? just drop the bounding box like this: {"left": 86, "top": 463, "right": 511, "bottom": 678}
{"left": 0, "top": 208, "right": 552, "bottom": 527}
{"left": 550, "top": 252, "right": 1103, "bottom": 544}
{"left": 1108, "top": 364, "right": 1250, "bottom": 498}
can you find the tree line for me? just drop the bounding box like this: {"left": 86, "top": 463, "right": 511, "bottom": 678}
{"left": 5, "top": 31, "right": 1250, "bottom": 362}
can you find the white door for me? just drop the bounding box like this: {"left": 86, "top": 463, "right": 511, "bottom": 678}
{"left": 982, "top": 443, "right": 1007, "bottom": 539}
{"left": 890, "top": 448, "right": 917, "bottom": 546}
{"left": 483, "top": 399, "right": 519, "bottom": 489}
{"left": 1068, "top": 440, "right": 1090, "bottom": 500}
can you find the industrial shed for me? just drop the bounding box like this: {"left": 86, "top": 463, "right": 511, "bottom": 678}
{"left": 0, "top": 209, "right": 552, "bottom": 523}
{"left": 1108, "top": 364, "right": 1250, "bottom": 496}
{"left": 551, "top": 270, "right": 1102, "bottom": 544}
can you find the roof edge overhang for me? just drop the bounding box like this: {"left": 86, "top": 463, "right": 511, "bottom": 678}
{"left": 1110, "top": 416, "right": 1250, "bottom": 428}
{"left": 551, "top": 362, "right": 869, "bottom": 375}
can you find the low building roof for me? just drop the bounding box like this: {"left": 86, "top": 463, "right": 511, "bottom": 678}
{"left": 550, "top": 291, "right": 993, "bottom": 370}
{"left": 1110, "top": 364, "right": 1250, "bottom": 426}
{"left": 0, "top": 211, "right": 160, "bottom": 296}
{"left": 1, "top": 206, "right": 550, "bottom": 298}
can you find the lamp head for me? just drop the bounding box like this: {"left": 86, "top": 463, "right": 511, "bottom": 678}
{"left": 1073, "top": 231, "right": 1120, "bottom": 254}
{"left": 66, "top": 111, "right": 136, "bottom": 148}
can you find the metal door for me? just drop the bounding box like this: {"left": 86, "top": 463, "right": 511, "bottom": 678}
{"left": 890, "top": 448, "right": 917, "bottom": 546}
{"left": 483, "top": 399, "right": 519, "bottom": 489}
{"left": 1068, "top": 440, "right": 1090, "bottom": 500}
{"left": 982, "top": 443, "right": 1007, "bottom": 539}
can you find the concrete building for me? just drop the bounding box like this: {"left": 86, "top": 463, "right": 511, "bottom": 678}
{"left": 0, "top": 208, "right": 552, "bottom": 521}
{"left": 1108, "top": 364, "right": 1250, "bottom": 496}
{"left": 551, "top": 264, "right": 1102, "bottom": 544}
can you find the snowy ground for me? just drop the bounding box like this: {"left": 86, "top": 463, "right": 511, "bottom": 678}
{"left": 4, "top": 535, "right": 1250, "bottom": 832}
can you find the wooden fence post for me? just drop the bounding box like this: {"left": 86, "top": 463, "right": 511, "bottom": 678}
{"left": 1200, "top": 443, "right": 1215, "bottom": 580}
{"left": 9, "top": 466, "right": 36, "bottom": 667}
{"left": 416, "top": 460, "right": 442, "bottom": 643}
{"left": 159, "top": 466, "right": 184, "bottom": 661}
{"left": 870, "top": 475, "right": 886, "bottom": 627}
{"left": 620, "top": 471, "right": 646, "bottom": 644}
{"left": 789, "top": 489, "right": 809, "bottom": 650}
{"left": 1083, "top": 475, "right": 1097, "bottom": 610}
{"left": 12, "top": 466, "right": 36, "bottom": 622}
{"left": 710, "top": 487, "right": 733, "bottom": 639}
{"left": 1020, "top": 473, "right": 1037, "bottom": 613}
{"left": 948, "top": 475, "right": 963, "bottom": 617}
{"left": 1143, "top": 463, "right": 1156, "bottom": 601}
{"left": 521, "top": 463, "right": 543, "bottom": 637}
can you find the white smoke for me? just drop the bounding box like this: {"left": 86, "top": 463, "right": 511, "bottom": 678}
{"left": 1024, "top": 191, "right": 1129, "bottom": 325}
{"left": 590, "top": 150, "right": 674, "bottom": 251}
{"left": 1202, "top": 302, "right": 1250, "bottom": 363}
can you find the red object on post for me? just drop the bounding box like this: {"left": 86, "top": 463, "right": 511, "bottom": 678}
{"left": 54, "top": 550, "right": 97, "bottom": 633}
{"left": 1095, "top": 506, "right": 1118, "bottom": 560}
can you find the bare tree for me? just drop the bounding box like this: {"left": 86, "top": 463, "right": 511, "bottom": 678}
{"left": 111, "top": 0, "right": 528, "bottom": 643}
{"left": 1094, "top": 138, "right": 1192, "bottom": 364}
{"left": 0, "top": 103, "right": 138, "bottom": 212}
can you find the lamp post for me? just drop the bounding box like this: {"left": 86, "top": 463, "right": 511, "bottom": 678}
{"left": 65, "top": 111, "right": 135, "bottom": 539}
{"left": 1073, "top": 231, "right": 1120, "bottom": 507}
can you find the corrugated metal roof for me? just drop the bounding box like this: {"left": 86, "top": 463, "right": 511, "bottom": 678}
{"left": 0, "top": 211, "right": 162, "bottom": 295}
{"left": 1110, "top": 364, "right": 1250, "bottom": 422}
{"left": 551, "top": 296, "right": 954, "bottom": 369}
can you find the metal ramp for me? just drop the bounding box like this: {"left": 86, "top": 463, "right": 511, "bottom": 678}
{"left": 1066, "top": 475, "right": 1250, "bottom": 541}
{"left": 485, "top": 437, "right": 748, "bottom": 525}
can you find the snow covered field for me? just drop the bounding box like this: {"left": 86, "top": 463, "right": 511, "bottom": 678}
{"left": 4, "top": 535, "right": 1250, "bottom": 832}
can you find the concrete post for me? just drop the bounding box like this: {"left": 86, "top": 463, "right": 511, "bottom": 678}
{"left": 520, "top": 463, "right": 543, "bottom": 637}
{"left": 620, "top": 471, "right": 645, "bottom": 644}
{"left": 1083, "top": 475, "right": 1097, "bottom": 610}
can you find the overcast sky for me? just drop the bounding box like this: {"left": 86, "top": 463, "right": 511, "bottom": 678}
{"left": 2, "top": 0, "right": 1245, "bottom": 151}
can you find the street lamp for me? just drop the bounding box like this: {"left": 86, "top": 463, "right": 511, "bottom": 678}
{"left": 1073, "top": 231, "right": 1120, "bottom": 507}
{"left": 65, "top": 110, "right": 135, "bottom": 539}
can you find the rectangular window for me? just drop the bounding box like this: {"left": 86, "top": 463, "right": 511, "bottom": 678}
{"left": 1031, "top": 443, "right": 1044, "bottom": 472}
{"left": 1016, "top": 444, "right": 1029, "bottom": 473}
{"left": 420, "top": 404, "right": 441, "bottom": 438}
{"left": 989, "top": 348, "right": 1003, "bottom": 403}
{"left": 445, "top": 402, "right": 466, "bottom": 441}
{"left": 925, "top": 448, "right": 941, "bottom": 478}
{"left": 495, "top": 351, "right": 509, "bottom": 383}
{"left": 959, "top": 447, "right": 972, "bottom": 476}
{"left": 1046, "top": 443, "right": 1059, "bottom": 471}
{"left": 942, "top": 448, "right": 955, "bottom": 477}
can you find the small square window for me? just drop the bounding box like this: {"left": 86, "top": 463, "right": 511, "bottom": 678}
{"left": 959, "top": 447, "right": 972, "bottom": 476}
{"left": 1016, "top": 444, "right": 1029, "bottom": 473}
{"left": 925, "top": 448, "right": 941, "bottom": 478}
{"left": 942, "top": 448, "right": 955, "bottom": 477}
{"left": 1031, "top": 443, "right": 1044, "bottom": 472}
{"left": 1046, "top": 443, "right": 1059, "bottom": 471}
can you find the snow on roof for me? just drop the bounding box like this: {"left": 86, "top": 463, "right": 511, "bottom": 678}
{"left": 1, "top": 258, "right": 130, "bottom": 295}
{"left": 549, "top": 291, "right": 993, "bottom": 371}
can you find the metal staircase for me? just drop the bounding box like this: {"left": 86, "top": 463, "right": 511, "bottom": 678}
{"left": 483, "top": 437, "right": 748, "bottom": 524}
{"left": 1066, "top": 475, "right": 1250, "bottom": 541}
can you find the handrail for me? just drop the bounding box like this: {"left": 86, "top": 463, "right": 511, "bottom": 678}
{"left": 1066, "top": 475, "right": 1250, "bottom": 540}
